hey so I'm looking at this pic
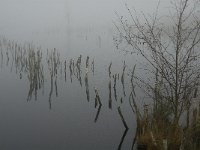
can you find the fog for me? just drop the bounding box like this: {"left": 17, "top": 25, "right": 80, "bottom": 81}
{"left": 0, "top": 0, "right": 186, "bottom": 150}
{"left": 0, "top": 0, "right": 171, "bottom": 40}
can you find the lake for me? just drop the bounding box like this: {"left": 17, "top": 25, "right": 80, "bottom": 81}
{"left": 0, "top": 0, "right": 161, "bottom": 149}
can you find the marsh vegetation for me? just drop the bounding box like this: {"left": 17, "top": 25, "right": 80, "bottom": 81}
{"left": 1, "top": 0, "right": 200, "bottom": 150}
{"left": 114, "top": 0, "right": 200, "bottom": 149}
{"left": 0, "top": 37, "right": 138, "bottom": 149}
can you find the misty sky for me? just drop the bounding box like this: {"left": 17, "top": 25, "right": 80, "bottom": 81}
{"left": 0, "top": 0, "right": 171, "bottom": 31}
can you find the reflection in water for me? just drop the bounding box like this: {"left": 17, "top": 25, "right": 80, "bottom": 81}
{"left": 85, "top": 56, "right": 90, "bottom": 101}
{"left": 91, "top": 59, "right": 94, "bottom": 75}
{"left": 69, "top": 58, "right": 74, "bottom": 83}
{"left": 94, "top": 88, "right": 102, "bottom": 108}
{"left": 0, "top": 39, "right": 45, "bottom": 101}
{"left": 94, "top": 88, "right": 102, "bottom": 122}
{"left": 64, "top": 60, "right": 67, "bottom": 82}
{"left": 130, "top": 65, "right": 136, "bottom": 96}
{"left": 118, "top": 107, "right": 129, "bottom": 130}
{"left": 26, "top": 49, "right": 44, "bottom": 101}
{"left": 121, "top": 61, "right": 126, "bottom": 97}
{"left": 131, "top": 128, "right": 137, "bottom": 150}
{"left": 75, "top": 55, "right": 82, "bottom": 87}
{"left": 108, "top": 62, "right": 112, "bottom": 109}
{"left": 113, "top": 73, "right": 118, "bottom": 101}
{"left": 47, "top": 49, "right": 61, "bottom": 109}
{"left": 0, "top": 37, "right": 138, "bottom": 150}
{"left": 94, "top": 104, "right": 102, "bottom": 123}
{"left": 86, "top": 56, "right": 89, "bottom": 69}
{"left": 108, "top": 62, "right": 112, "bottom": 78}
{"left": 118, "top": 128, "right": 128, "bottom": 150}
{"left": 109, "top": 80, "right": 112, "bottom": 109}
{"left": 117, "top": 107, "right": 129, "bottom": 150}
{"left": 120, "top": 97, "right": 123, "bottom": 103}
{"left": 85, "top": 73, "right": 90, "bottom": 102}
{"left": 49, "top": 73, "right": 53, "bottom": 109}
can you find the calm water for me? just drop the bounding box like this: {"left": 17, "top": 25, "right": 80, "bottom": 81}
{"left": 0, "top": 0, "right": 152, "bottom": 149}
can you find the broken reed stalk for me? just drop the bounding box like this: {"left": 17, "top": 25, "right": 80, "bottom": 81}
{"left": 64, "top": 60, "right": 67, "bottom": 82}
{"left": 121, "top": 61, "right": 126, "bottom": 96}
{"left": 91, "top": 59, "right": 94, "bottom": 75}
{"left": 118, "top": 106, "right": 129, "bottom": 130}
{"left": 85, "top": 73, "right": 90, "bottom": 102}
{"left": 72, "top": 59, "right": 75, "bottom": 73}
{"left": 113, "top": 74, "right": 118, "bottom": 101}
{"left": 108, "top": 62, "right": 112, "bottom": 78}
{"left": 69, "top": 59, "right": 73, "bottom": 83}
{"left": 121, "top": 61, "right": 126, "bottom": 81}
{"left": 120, "top": 97, "right": 123, "bottom": 103}
{"left": 79, "top": 74, "right": 82, "bottom": 87}
{"left": 94, "top": 105, "right": 102, "bottom": 123}
{"left": 95, "top": 88, "right": 102, "bottom": 108}
{"left": 86, "top": 56, "right": 89, "bottom": 68}
{"left": 76, "top": 55, "right": 82, "bottom": 73}
{"left": 74, "top": 55, "right": 82, "bottom": 86}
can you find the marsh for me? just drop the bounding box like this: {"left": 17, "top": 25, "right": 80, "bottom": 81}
{"left": 0, "top": 0, "right": 187, "bottom": 150}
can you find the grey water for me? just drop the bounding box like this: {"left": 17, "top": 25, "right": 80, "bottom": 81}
{"left": 0, "top": 0, "right": 172, "bottom": 149}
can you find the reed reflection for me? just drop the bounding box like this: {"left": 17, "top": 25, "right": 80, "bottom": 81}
{"left": 75, "top": 55, "right": 82, "bottom": 87}
{"left": 47, "top": 48, "right": 61, "bottom": 109}
{"left": 108, "top": 80, "right": 112, "bottom": 109}
{"left": 64, "top": 60, "right": 67, "bottom": 82}
{"left": 113, "top": 73, "right": 118, "bottom": 101}
{"left": 69, "top": 58, "right": 74, "bottom": 83}
{"left": 26, "top": 49, "right": 44, "bottom": 101}
{"left": 108, "top": 62, "right": 112, "bottom": 109}
{"left": 117, "top": 107, "right": 129, "bottom": 150}
{"left": 118, "top": 128, "right": 128, "bottom": 150}
{"left": 121, "top": 61, "right": 126, "bottom": 97}
{"left": 85, "top": 71, "right": 90, "bottom": 102}
{"left": 0, "top": 38, "right": 45, "bottom": 101}
{"left": 0, "top": 37, "right": 138, "bottom": 150}
{"left": 85, "top": 56, "right": 90, "bottom": 102}
{"left": 94, "top": 88, "right": 102, "bottom": 122}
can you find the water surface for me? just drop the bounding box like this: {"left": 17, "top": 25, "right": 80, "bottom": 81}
{"left": 0, "top": 0, "right": 164, "bottom": 149}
